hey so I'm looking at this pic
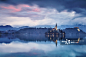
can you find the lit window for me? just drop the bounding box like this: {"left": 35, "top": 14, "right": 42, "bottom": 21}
{"left": 77, "top": 29, "right": 80, "bottom": 31}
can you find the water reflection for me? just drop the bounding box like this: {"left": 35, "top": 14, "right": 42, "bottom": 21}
{"left": 0, "top": 34, "right": 86, "bottom": 57}
{"left": 0, "top": 34, "right": 86, "bottom": 45}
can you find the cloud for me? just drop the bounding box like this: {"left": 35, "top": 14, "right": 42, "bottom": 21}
{"left": 1, "top": 5, "right": 21, "bottom": 12}
{"left": 0, "top": 3, "right": 86, "bottom": 27}
{"left": 0, "top": 17, "right": 55, "bottom": 27}
{"left": 0, "top": 4, "right": 86, "bottom": 27}
{"left": 0, "top": 0, "right": 86, "bottom": 16}
{"left": 0, "top": 4, "right": 31, "bottom": 12}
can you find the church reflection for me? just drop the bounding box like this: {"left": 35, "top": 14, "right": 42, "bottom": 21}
{"left": 0, "top": 33, "right": 86, "bottom": 47}
{"left": 45, "top": 33, "right": 63, "bottom": 47}
{"left": 46, "top": 35, "right": 86, "bottom": 46}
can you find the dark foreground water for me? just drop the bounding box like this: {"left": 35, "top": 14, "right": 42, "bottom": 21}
{"left": 0, "top": 34, "right": 86, "bottom": 57}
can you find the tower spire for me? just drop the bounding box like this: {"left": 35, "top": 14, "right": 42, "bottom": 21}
{"left": 55, "top": 23, "right": 57, "bottom": 30}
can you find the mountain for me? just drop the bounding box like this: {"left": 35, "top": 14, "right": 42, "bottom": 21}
{"left": 0, "top": 25, "right": 29, "bottom": 31}
{"left": 0, "top": 25, "right": 12, "bottom": 28}
{"left": 15, "top": 27, "right": 52, "bottom": 34}
{"left": 59, "top": 25, "right": 86, "bottom": 32}
{"left": 19, "top": 26, "right": 29, "bottom": 29}
{"left": 63, "top": 27, "right": 86, "bottom": 39}
{"left": 35, "top": 25, "right": 54, "bottom": 28}
{"left": 0, "top": 25, "right": 13, "bottom": 31}
{"left": 0, "top": 24, "right": 86, "bottom": 32}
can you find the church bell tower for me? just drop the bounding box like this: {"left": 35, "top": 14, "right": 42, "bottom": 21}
{"left": 55, "top": 23, "right": 57, "bottom": 30}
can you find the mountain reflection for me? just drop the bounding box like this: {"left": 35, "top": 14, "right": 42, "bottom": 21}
{"left": 0, "top": 34, "right": 86, "bottom": 46}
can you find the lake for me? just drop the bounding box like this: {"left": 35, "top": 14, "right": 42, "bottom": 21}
{"left": 0, "top": 34, "right": 86, "bottom": 57}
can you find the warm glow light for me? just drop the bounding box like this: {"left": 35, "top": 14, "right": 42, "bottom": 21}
{"left": 77, "top": 29, "right": 80, "bottom": 31}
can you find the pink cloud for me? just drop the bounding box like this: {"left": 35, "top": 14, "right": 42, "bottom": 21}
{"left": 1, "top": 5, "right": 21, "bottom": 12}
{"left": 0, "top": 4, "right": 41, "bottom": 14}
{"left": 18, "top": 4, "right": 30, "bottom": 7}
{"left": 0, "top": 4, "right": 31, "bottom": 12}
{"left": 32, "top": 8, "right": 40, "bottom": 12}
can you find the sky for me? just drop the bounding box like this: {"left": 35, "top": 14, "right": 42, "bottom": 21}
{"left": 0, "top": 0, "right": 86, "bottom": 27}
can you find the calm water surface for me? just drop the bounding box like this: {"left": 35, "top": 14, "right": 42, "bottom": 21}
{"left": 0, "top": 34, "right": 86, "bottom": 57}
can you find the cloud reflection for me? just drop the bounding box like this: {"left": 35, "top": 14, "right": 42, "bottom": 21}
{"left": 0, "top": 41, "right": 86, "bottom": 57}
{"left": 0, "top": 41, "right": 55, "bottom": 53}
